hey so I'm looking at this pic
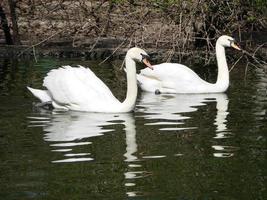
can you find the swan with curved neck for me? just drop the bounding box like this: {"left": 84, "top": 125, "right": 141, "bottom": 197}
{"left": 137, "top": 35, "right": 241, "bottom": 94}
{"left": 27, "top": 47, "right": 152, "bottom": 113}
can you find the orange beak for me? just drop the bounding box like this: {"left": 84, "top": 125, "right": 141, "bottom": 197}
{"left": 231, "top": 42, "right": 241, "bottom": 51}
{"left": 142, "top": 58, "right": 154, "bottom": 70}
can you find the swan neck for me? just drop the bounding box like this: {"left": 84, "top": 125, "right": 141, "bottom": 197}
{"left": 215, "top": 42, "right": 229, "bottom": 90}
{"left": 121, "top": 56, "right": 138, "bottom": 112}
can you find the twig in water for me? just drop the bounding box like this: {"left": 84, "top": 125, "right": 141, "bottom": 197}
{"left": 242, "top": 46, "right": 267, "bottom": 66}
{"left": 98, "top": 37, "right": 128, "bottom": 66}
{"left": 119, "top": 38, "right": 133, "bottom": 70}
{"left": 17, "top": 29, "right": 64, "bottom": 62}
{"left": 32, "top": 46, "right": 37, "bottom": 63}
{"left": 244, "top": 62, "right": 249, "bottom": 80}
{"left": 253, "top": 43, "right": 266, "bottom": 57}
{"left": 89, "top": 27, "right": 106, "bottom": 53}
{"left": 229, "top": 55, "right": 243, "bottom": 72}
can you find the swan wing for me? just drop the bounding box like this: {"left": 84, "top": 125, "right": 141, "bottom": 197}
{"left": 27, "top": 87, "right": 52, "bottom": 103}
{"left": 138, "top": 63, "right": 211, "bottom": 93}
{"left": 43, "top": 65, "right": 121, "bottom": 111}
{"left": 140, "top": 63, "right": 203, "bottom": 82}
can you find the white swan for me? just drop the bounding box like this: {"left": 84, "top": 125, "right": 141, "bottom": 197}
{"left": 27, "top": 47, "right": 152, "bottom": 113}
{"left": 137, "top": 35, "right": 241, "bottom": 94}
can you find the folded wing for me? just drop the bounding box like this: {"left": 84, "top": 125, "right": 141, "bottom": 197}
{"left": 43, "top": 65, "right": 121, "bottom": 111}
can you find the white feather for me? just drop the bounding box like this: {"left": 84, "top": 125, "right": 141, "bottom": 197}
{"left": 137, "top": 35, "right": 239, "bottom": 94}
{"left": 42, "top": 65, "right": 121, "bottom": 112}
{"left": 27, "top": 87, "right": 52, "bottom": 103}
{"left": 27, "top": 47, "right": 150, "bottom": 113}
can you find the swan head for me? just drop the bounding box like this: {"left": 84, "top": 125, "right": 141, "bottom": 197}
{"left": 217, "top": 35, "right": 241, "bottom": 50}
{"left": 126, "top": 47, "right": 153, "bottom": 69}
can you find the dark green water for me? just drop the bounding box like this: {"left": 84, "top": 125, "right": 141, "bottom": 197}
{"left": 0, "top": 58, "right": 266, "bottom": 200}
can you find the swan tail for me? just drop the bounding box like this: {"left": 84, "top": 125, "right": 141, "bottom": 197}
{"left": 27, "top": 87, "right": 52, "bottom": 103}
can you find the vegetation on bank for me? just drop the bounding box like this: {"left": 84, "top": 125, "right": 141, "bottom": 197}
{"left": 0, "top": 0, "right": 266, "bottom": 63}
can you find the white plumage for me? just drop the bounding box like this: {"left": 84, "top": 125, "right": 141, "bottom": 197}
{"left": 137, "top": 63, "right": 214, "bottom": 93}
{"left": 44, "top": 65, "right": 122, "bottom": 111}
{"left": 137, "top": 35, "right": 241, "bottom": 94}
{"left": 27, "top": 47, "right": 152, "bottom": 113}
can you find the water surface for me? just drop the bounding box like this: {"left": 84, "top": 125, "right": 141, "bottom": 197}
{"left": 0, "top": 58, "right": 266, "bottom": 200}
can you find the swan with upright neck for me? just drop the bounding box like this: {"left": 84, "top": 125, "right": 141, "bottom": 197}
{"left": 137, "top": 35, "right": 241, "bottom": 94}
{"left": 27, "top": 47, "right": 152, "bottom": 113}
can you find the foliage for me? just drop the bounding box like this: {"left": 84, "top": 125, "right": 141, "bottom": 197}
{"left": 0, "top": 0, "right": 265, "bottom": 61}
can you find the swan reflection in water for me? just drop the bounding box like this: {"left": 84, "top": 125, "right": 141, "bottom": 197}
{"left": 28, "top": 92, "right": 238, "bottom": 197}
{"left": 28, "top": 92, "right": 237, "bottom": 163}
{"left": 136, "top": 92, "right": 238, "bottom": 158}
{"left": 28, "top": 111, "right": 132, "bottom": 163}
{"left": 28, "top": 111, "right": 148, "bottom": 197}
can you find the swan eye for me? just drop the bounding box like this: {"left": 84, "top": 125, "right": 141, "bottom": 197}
{"left": 228, "top": 38, "right": 235, "bottom": 45}
{"left": 140, "top": 53, "right": 150, "bottom": 61}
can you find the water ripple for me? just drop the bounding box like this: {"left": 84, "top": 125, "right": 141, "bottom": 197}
{"left": 137, "top": 92, "right": 230, "bottom": 134}
{"left": 212, "top": 145, "right": 239, "bottom": 158}
{"left": 28, "top": 112, "right": 132, "bottom": 163}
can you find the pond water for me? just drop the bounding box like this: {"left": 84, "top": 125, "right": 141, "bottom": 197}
{"left": 0, "top": 57, "right": 266, "bottom": 200}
